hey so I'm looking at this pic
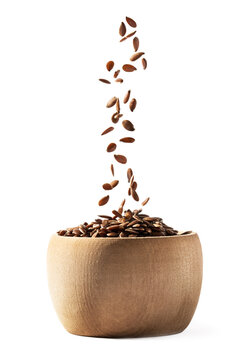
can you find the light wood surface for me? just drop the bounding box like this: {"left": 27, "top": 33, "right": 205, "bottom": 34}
{"left": 47, "top": 233, "right": 202, "bottom": 337}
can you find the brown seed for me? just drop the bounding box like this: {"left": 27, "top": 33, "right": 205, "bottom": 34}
{"left": 126, "top": 31, "right": 136, "bottom": 38}
{"left": 106, "top": 96, "right": 118, "bottom": 108}
{"left": 126, "top": 17, "right": 137, "bottom": 28}
{"left": 98, "top": 195, "right": 109, "bottom": 206}
{"left": 128, "top": 187, "right": 131, "bottom": 196}
{"left": 131, "top": 189, "right": 139, "bottom": 201}
{"left": 110, "top": 180, "right": 119, "bottom": 188}
{"left": 106, "top": 61, "right": 114, "bottom": 71}
{"left": 111, "top": 164, "right": 114, "bottom": 176}
{"left": 115, "top": 78, "right": 123, "bottom": 83}
{"left": 99, "top": 78, "right": 111, "bottom": 84}
{"left": 120, "top": 137, "right": 135, "bottom": 143}
{"left": 130, "top": 175, "right": 134, "bottom": 186}
{"left": 98, "top": 215, "right": 112, "bottom": 219}
{"left": 122, "top": 64, "right": 137, "bottom": 72}
{"left": 129, "top": 98, "right": 137, "bottom": 112}
{"left": 123, "top": 90, "right": 131, "bottom": 104}
{"left": 133, "top": 37, "right": 139, "bottom": 51}
{"left": 101, "top": 126, "right": 114, "bottom": 136}
{"left": 114, "top": 70, "right": 120, "bottom": 78}
{"left": 107, "top": 143, "right": 117, "bottom": 152}
{"left": 120, "top": 199, "right": 126, "bottom": 208}
{"left": 102, "top": 183, "right": 112, "bottom": 190}
{"left": 116, "top": 98, "right": 120, "bottom": 113}
{"left": 120, "top": 36, "right": 127, "bottom": 42}
{"left": 142, "top": 58, "right": 147, "bottom": 70}
{"left": 112, "top": 210, "right": 122, "bottom": 218}
{"left": 130, "top": 52, "right": 145, "bottom": 61}
{"left": 111, "top": 112, "right": 123, "bottom": 124}
{"left": 142, "top": 197, "right": 150, "bottom": 206}
{"left": 127, "top": 168, "right": 133, "bottom": 182}
{"left": 107, "top": 232, "right": 118, "bottom": 237}
{"left": 114, "top": 154, "right": 127, "bottom": 164}
{"left": 119, "top": 22, "right": 126, "bottom": 36}
{"left": 58, "top": 230, "right": 66, "bottom": 236}
{"left": 132, "top": 181, "right": 137, "bottom": 190}
{"left": 122, "top": 120, "right": 135, "bottom": 131}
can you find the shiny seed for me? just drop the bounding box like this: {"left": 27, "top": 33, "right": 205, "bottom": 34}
{"left": 111, "top": 164, "right": 114, "bottom": 176}
{"left": 123, "top": 90, "right": 131, "bottom": 103}
{"left": 130, "top": 52, "right": 145, "bottom": 61}
{"left": 114, "top": 70, "right": 120, "bottom": 78}
{"left": 133, "top": 37, "right": 139, "bottom": 51}
{"left": 101, "top": 126, "right": 114, "bottom": 136}
{"left": 98, "top": 195, "right": 109, "bottom": 206}
{"left": 120, "top": 137, "right": 135, "bottom": 143}
{"left": 122, "top": 64, "right": 137, "bottom": 72}
{"left": 129, "top": 98, "right": 137, "bottom": 112}
{"left": 142, "top": 58, "right": 147, "bottom": 69}
{"left": 106, "top": 61, "right": 114, "bottom": 71}
{"left": 126, "top": 17, "right": 137, "bottom": 28}
{"left": 110, "top": 180, "right": 119, "bottom": 188}
{"left": 114, "top": 154, "right": 127, "bottom": 164}
{"left": 122, "top": 120, "right": 135, "bottom": 131}
{"left": 102, "top": 183, "right": 112, "bottom": 190}
{"left": 127, "top": 168, "right": 133, "bottom": 182}
{"left": 106, "top": 96, "right": 118, "bottom": 108}
{"left": 142, "top": 197, "right": 150, "bottom": 206}
{"left": 119, "top": 22, "right": 126, "bottom": 36}
{"left": 99, "top": 78, "right": 111, "bottom": 84}
{"left": 107, "top": 143, "right": 117, "bottom": 152}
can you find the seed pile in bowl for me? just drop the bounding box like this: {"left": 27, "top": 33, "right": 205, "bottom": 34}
{"left": 57, "top": 16, "right": 190, "bottom": 238}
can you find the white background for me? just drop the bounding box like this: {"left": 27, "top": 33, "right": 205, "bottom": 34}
{"left": 0, "top": 0, "right": 240, "bottom": 359}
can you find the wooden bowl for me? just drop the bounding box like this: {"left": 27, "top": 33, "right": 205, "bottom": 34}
{"left": 47, "top": 232, "right": 202, "bottom": 337}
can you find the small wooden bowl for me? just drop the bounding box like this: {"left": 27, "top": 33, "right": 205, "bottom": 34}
{"left": 47, "top": 233, "right": 202, "bottom": 337}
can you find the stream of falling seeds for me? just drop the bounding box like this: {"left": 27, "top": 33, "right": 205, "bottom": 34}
{"left": 98, "top": 16, "right": 149, "bottom": 210}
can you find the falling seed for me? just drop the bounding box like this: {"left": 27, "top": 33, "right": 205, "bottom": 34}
{"left": 126, "top": 31, "right": 136, "bottom": 38}
{"left": 123, "top": 90, "right": 131, "bottom": 104}
{"left": 126, "top": 17, "right": 137, "bottom": 28}
{"left": 114, "top": 70, "right": 120, "bottom": 78}
{"left": 116, "top": 98, "right": 120, "bottom": 113}
{"left": 132, "top": 181, "right": 137, "bottom": 190}
{"left": 115, "top": 78, "right": 123, "bottom": 83}
{"left": 119, "top": 22, "right": 126, "bottom": 36}
{"left": 127, "top": 168, "right": 133, "bottom": 182}
{"left": 111, "top": 112, "right": 123, "bottom": 124}
{"left": 101, "top": 126, "right": 114, "bottom": 136}
{"left": 102, "top": 183, "right": 112, "bottom": 190}
{"left": 111, "top": 164, "right": 114, "bottom": 176}
{"left": 131, "top": 189, "right": 139, "bottom": 201}
{"left": 130, "top": 52, "right": 145, "bottom": 61}
{"left": 128, "top": 188, "right": 131, "bottom": 196}
{"left": 142, "top": 58, "right": 147, "bottom": 70}
{"left": 110, "top": 180, "right": 119, "bottom": 188}
{"left": 133, "top": 37, "right": 139, "bottom": 51}
{"left": 107, "top": 143, "right": 117, "bottom": 152}
{"left": 98, "top": 195, "right": 109, "bottom": 206}
{"left": 122, "top": 120, "right": 135, "bottom": 131}
{"left": 114, "top": 154, "right": 127, "bottom": 164}
{"left": 129, "top": 98, "right": 137, "bottom": 112}
{"left": 120, "top": 199, "right": 126, "bottom": 208}
{"left": 120, "top": 137, "right": 135, "bottom": 143}
{"left": 99, "top": 79, "right": 111, "bottom": 84}
{"left": 106, "top": 96, "right": 118, "bottom": 108}
{"left": 122, "top": 64, "right": 137, "bottom": 72}
{"left": 142, "top": 197, "right": 150, "bottom": 206}
{"left": 130, "top": 175, "right": 134, "bottom": 186}
{"left": 106, "top": 61, "right": 114, "bottom": 71}
{"left": 120, "top": 36, "right": 127, "bottom": 42}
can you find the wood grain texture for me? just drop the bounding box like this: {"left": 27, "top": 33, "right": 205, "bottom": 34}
{"left": 47, "top": 233, "right": 202, "bottom": 338}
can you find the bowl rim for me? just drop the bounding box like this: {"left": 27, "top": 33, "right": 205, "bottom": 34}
{"left": 52, "top": 232, "right": 197, "bottom": 241}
